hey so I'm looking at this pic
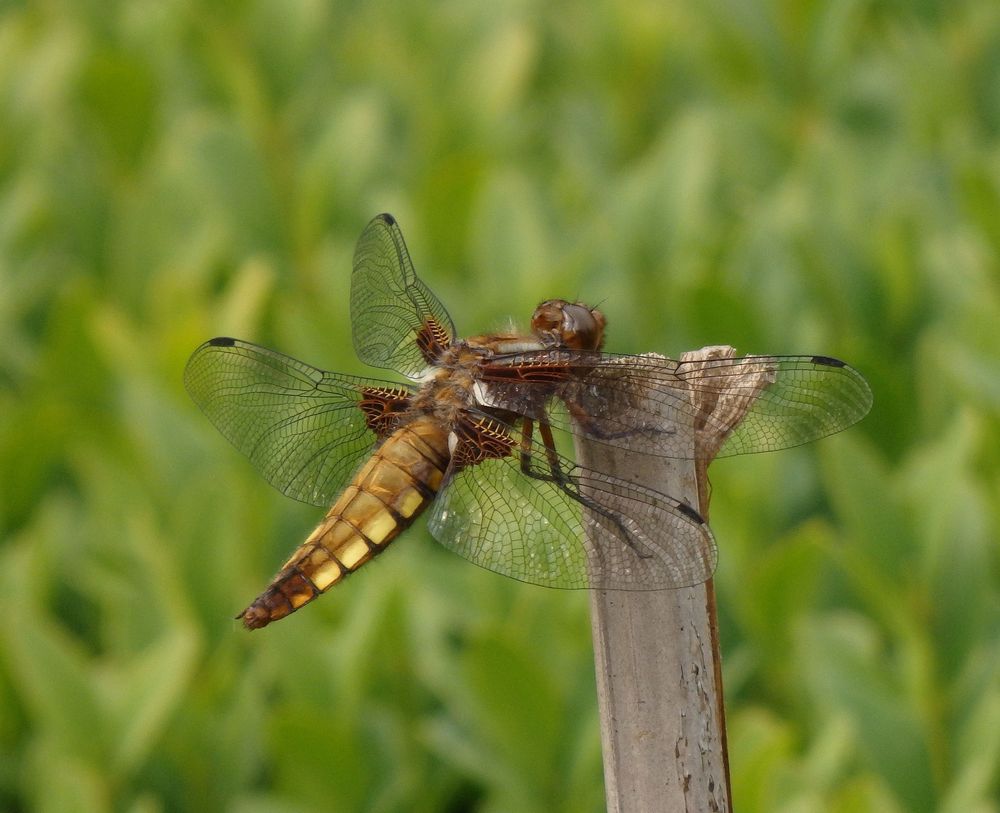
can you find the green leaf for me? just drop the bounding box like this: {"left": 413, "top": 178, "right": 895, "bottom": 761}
{"left": 106, "top": 628, "right": 200, "bottom": 775}
{"left": 79, "top": 46, "right": 158, "bottom": 173}
{"left": 0, "top": 519, "right": 109, "bottom": 765}
{"left": 796, "top": 614, "right": 936, "bottom": 812}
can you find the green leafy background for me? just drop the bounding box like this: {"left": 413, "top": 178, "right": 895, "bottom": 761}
{"left": 2, "top": 1, "right": 998, "bottom": 811}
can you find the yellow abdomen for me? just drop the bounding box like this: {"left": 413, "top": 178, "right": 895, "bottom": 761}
{"left": 239, "top": 416, "right": 450, "bottom": 628}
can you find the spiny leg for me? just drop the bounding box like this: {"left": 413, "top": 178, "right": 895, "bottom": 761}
{"left": 519, "top": 416, "right": 650, "bottom": 556}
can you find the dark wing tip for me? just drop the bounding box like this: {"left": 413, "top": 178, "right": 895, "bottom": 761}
{"left": 811, "top": 354, "right": 846, "bottom": 368}
{"left": 676, "top": 501, "right": 707, "bottom": 525}
{"left": 208, "top": 336, "right": 237, "bottom": 347}
{"left": 376, "top": 212, "right": 397, "bottom": 226}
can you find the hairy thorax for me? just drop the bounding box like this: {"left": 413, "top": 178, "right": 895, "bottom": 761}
{"left": 410, "top": 342, "right": 489, "bottom": 426}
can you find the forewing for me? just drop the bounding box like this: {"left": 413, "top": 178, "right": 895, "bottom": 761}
{"left": 184, "top": 337, "right": 412, "bottom": 507}
{"left": 426, "top": 437, "right": 716, "bottom": 590}
{"left": 477, "top": 352, "right": 872, "bottom": 459}
{"left": 351, "top": 213, "right": 457, "bottom": 379}
{"left": 707, "top": 355, "right": 873, "bottom": 457}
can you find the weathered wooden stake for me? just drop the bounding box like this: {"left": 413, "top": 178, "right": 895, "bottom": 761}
{"left": 581, "top": 346, "right": 774, "bottom": 813}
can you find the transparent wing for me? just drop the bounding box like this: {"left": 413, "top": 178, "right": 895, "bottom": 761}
{"left": 476, "top": 352, "right": 873, "bottom": 460}
{"left": 427, "top": 423, "right": 717, "bottom": 590}
{"left": 184, "top": 337, "right": 413, "bottom": 507}
{"left": 707, "top": 355, "right": 872, "bottom": 456}
{"left": 351, "top": 213, "right": 457, "bottom": 379}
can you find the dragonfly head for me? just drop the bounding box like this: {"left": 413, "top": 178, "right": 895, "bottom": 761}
{"left": 531, "top": 300, "right": 606, "bottom": 351}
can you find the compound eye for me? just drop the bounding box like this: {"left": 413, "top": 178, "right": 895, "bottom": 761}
{"left": 560, "top": 303, "right": 605, "bottom": 351}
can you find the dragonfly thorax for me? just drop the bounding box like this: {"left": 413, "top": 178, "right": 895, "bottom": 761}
{"left": 410, "top": 343, "right": 489, "bottom": 425}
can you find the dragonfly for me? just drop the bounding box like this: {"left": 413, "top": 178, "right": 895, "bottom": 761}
{"left": 185, "top": 213, "right": 873, "bottom": 629}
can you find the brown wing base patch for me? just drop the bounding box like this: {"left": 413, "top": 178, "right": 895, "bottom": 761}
{"left": 360, "top": 387, "right": 412, "bottom": 438}
{"left": 416, "top": 316, "right": 452, "bottom": 364}
{"left": 451, "top": 416, "right": 516, "bottom": 470}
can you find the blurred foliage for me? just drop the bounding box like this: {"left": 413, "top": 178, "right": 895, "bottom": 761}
{"left": 1, "top": 0, "right": 999, "bottom": 810}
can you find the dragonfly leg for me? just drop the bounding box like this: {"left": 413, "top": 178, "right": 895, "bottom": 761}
{"left": 519, "top": 416, "right": 653, "bottom": 558}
